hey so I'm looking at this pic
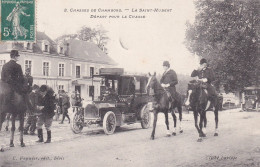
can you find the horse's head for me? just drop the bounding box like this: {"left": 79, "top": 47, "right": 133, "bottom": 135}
{"left": 146, "top": 72, "right": 158, "bottom": 92}
{"left": 186, "top": 80, "right": 203, "bottom": 106}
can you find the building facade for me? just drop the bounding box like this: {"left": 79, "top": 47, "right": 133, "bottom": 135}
{"left": 0, "top": 32, "right": 117, "bottom": 101}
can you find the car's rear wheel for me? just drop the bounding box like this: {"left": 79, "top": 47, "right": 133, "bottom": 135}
{"left": 103, "top": 111, "right": 116, "bottom": 135}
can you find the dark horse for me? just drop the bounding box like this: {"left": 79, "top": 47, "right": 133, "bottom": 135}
{"left": 185, "top": 80, "right": 219, "bottom": 142}
{"left": 146, "top": 73, "right": 183, "bottom": 140}
{"left": 0, "top": 81, "right": 27, "bottom": 148}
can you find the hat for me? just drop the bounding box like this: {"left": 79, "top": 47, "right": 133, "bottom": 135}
{"left": 163, "top": 61, "right": 170, "bottom": 67}
{"left": 39, "top": 85, "right": 48, "bottom": 92}
{"left": 10, "top": 50, "right": 20, "bottom": 58}
{"left": 200, "top": 58, "right": 207, "bottom": 65}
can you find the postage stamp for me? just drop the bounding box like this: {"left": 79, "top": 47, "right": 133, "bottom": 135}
{"left": 0, "top": 0, "right": 35, "bottom": 41}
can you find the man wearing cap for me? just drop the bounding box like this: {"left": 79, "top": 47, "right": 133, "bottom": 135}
{"left": 1, "top": 50, "right": 24, "bottom": 105}
{"left": 36, "top": 85, "right": 56, "bottom": 143}
{"left": 160, "top": 61, "right": 178, "bottom": 100}
{"left": 191, "top": 58, "right": 217, "bottom": 101}
{"left": 59, "top": 90, "right": 71, "bottom": 124}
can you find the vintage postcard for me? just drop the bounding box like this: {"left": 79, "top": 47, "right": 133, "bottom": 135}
{"left": 0, "top": 0, "right": 259, "bottom": 167}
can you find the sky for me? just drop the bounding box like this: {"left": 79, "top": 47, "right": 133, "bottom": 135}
{"left": 37, "top": 0, "right": 199, "bottom": 75}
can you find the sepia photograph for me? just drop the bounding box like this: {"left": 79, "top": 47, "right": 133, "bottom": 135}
{"left": 0, "top": 0, "right": 259, "bottom": 166}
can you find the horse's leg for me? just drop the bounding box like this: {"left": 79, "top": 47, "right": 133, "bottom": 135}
{"left": 171, "top": 110, "right": 177, "bottom": 136}
{"left": 193, "top": 109, "right": 202, "bottom": 142}
{"left": 177, "top": 104, "right": 183, "bottom": 133}
{"left": 214, "top": 105, "right": 219, "bottom": 136}
{"left": 10, "top": 113, "right": 16, "bottom": 147}
{"left": 0, "top": 112, "right": 6, "bottom": 131}
{"left": 203, "top": 111, "right": 207, "bottom": 136}
{"left": 19, "top": 113, "right": 25, "bottom": 147}
{"left": 197, "top": 111, "right": 205, "bottom": 142}
{"left": 164, "top": 111, "right": 170, "bottom": 137}
{"left": 5, "top": 113, "right": 10, "bottom": 131}
{"left": 200, "top": 111, "right": 206, "bottom": 137}
{"left": 150, "top": 111, "right": 158, "bottom": 140}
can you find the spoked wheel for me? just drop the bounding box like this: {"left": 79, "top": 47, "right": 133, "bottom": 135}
{"left": 103, "top": 111, "right": 116, "bottom": 135}
{"left": 70, "top": 108, "right": 84, "bottom": 134}
{"left": 140, "top": 104, "right": 151, "bottom": 129}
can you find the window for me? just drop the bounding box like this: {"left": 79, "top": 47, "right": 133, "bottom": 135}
{"left": 58, "top": 85, "right": 64, "bottom": 91}
{"left": 25, "top": 60, "right": 32, "bottom": 75}
{"left": 76, "top": 65, "right": 81, "bottom": 78}
{"left": 60, "top": 47, "right": 63, "bottom": 54}
{"left": 90, "top": 67, "right": 94, "bottom": 77}
{"left": 59, "top": 63, "right": 65, "bottom": 77}
{"left": 26, "top": 43, "right": 31, "bottom": 50}
{"left": 44, "top": 45, "right": 48, "bottom": 52}
{"left": 89, "top": 85, "right": 94, "bottom": 97}
{"left": 0, "top": 60, "right": 6, "bottom": 73}
{"left": 43, "top": 62, "right": 49, "bottom": 76}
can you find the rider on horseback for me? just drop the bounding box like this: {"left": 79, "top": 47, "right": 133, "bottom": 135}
{"left": 191, "top": 58, "right": 217, "bottom": 102}
{"left": 160, "top": 61, "right": 178, "bottom": 101}
{"left": 1, "top": 50, "right": 33, "bottom": 111}
{"left": 1, "top": 50, "right": 24, "bottom": 104}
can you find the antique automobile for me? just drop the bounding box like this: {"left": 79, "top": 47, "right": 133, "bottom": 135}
{"left": 242, "top": 86, "right": 260, "bottom": 111}
{"left": 70, "top": 68, "right": 153, "bottom": 135}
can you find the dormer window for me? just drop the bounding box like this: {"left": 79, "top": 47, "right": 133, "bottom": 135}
{"left": 26, "top": 43, "right": 31, "bottom": 50}
{"left": 45, "top": 45, "right": 49, "bottom": 52}
{"left": 60, "top": 47, "right": 63, "bottom": 54}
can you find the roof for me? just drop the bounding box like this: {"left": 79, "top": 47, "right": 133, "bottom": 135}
{"left": 0, "top": 32, "right": 117, "bottom": 66}
{"left": 67, "top": 39, "right": 117, "bottom": 65}
{"left": 36, "top": 32, "right": 55, "bottom": 44}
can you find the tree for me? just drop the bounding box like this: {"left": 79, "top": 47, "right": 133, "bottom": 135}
{"left": 185, "top": 0, "right": 260, "bottom": 93}
{"left": 77, "top": 26, "right": 95, "bottom": 41}
{"left": 92, "top": 25, "right": 109, "bottom": 51}
{"left": 77, "top": 25, "right": 109, "bottom": 52}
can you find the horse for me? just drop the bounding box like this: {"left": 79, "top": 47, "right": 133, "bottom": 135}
{"left": 185, "top": 80, "right": 219, "bottom": 142}
{"left": 146, "top": 73, "right": 183, "bottom": 140}
{"left": 0, "top": 81, "right": 27, "bottom": 147}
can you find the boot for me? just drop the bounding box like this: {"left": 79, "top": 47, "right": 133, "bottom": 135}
{"left": 45, "top": 131, "right": 51, "bottom": 143}
{"left": 36, "top": 129, "right": 43, "bottom": 142}
{"left": 59, "top": 115, "right": 65, "bottom": 124}
{"left": 67, "top": 116, "right": 70, "bottom": 124}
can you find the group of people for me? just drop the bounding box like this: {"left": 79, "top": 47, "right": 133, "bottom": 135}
{"left": 1, "top": 49, "right": 218, "bottom": 142}
{"left": 160, "top": 59, "right": 217, "bottom": 105}
{"left": 0, "top": 50, "right": 74, "bottom": 143}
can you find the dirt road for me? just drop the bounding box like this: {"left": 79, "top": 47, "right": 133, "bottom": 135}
{"left": 0, "top": 108, "right": 260, "bottom": 167}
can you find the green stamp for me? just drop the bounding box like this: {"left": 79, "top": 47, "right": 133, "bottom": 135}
{"left": 1, "top": 0, "right": 35, "bottom": 41}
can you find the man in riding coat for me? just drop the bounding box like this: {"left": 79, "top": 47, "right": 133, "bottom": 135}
{"left": 1, "top": 50, "right": 24, "bottom": 105}
{"left": 1, "top": 50, "right": 33, "bottom": 111}
{"left": 160, "top": 61, "right": 178, "bottom": 100}
{"left": 36, "top": 85, "right": 56, "bottom": 143}
{"left": 191, "top": 58, "right": 217, "bottom": 101}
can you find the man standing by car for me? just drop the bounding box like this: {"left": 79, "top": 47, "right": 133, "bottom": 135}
{"left": 59, "top": 90, "right": 71, "bottom": 124}
{"left": 36, "top": 85, "right": 56, "bottom": 143}
{"left": 160, "top": 61, "right": 178, "bottom": 100}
